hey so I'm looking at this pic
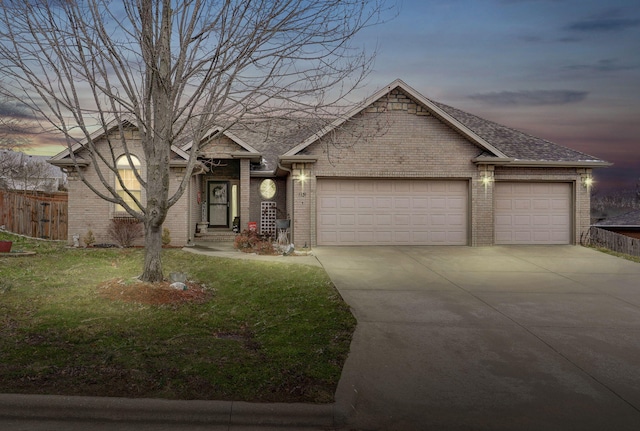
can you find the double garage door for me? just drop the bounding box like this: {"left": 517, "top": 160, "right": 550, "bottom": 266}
{"left": 317, "top": 179, "right": 468, "bottom": 245}
{"left": 317, "top": 179, "right": 572, "bottom": 246}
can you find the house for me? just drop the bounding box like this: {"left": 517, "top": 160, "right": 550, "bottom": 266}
{"left": 49, "top": 79, "right": 610, "bottom": 248}
{"left": 1, "top": 150, "right": 66, "bottom": 192}
{"left": 594, "top": 210, "right": 640, "bottom": 240}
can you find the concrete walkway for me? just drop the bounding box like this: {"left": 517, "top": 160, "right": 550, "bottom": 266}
{"left": 314, "top": 245, "right": 640, "bottom": 431}
{"left": 184, "top": 241, "right": 323, "bottom": 267}
{"left": 3, "top": 244, "right": 640, "bottom": 430}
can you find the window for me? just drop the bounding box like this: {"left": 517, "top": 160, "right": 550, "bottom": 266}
{"left": 115, "top": 155, "right": 141, "bottom": 212}
{"left": 259, "top": 179, "right": 276, "bottom": 199}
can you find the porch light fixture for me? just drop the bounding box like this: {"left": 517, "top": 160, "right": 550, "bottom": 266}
{"left": 298, "top": 172, "right": 308, "bottom": 183}
{"left": 478, "top": 170, "right": 494, "bottom": 195}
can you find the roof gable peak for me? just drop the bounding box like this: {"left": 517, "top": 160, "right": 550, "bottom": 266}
{"left": 182, "top": 126, "right": 260, "bottom": 155}
{"left": 283, "top": 79, "right": 509, "bottom": 158}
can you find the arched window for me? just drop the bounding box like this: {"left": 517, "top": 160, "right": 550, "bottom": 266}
{"left": 115, "top": 155, "right": 141, "bottom": 212}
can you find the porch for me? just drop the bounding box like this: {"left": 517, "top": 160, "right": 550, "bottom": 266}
{"left": 194, "top": 227, "right": 237, "bottom": 243}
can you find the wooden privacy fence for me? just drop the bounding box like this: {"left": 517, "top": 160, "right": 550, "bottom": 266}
{"left": 0, "top": 190, "right": 68, "bottom": 240}
{"left": 588, "top": 226, "right": 640, "bottom": 257}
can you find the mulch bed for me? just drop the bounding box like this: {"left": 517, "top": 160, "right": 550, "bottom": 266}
{"left": 97, "top": 278, "right": 212, "bottom": 306}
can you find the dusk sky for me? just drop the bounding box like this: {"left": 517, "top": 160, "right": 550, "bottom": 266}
{"left": 352, "top": 0, "right": 640, "bottom": 193}
{"left": 21, "top": 0, "right": 640, "bottom": 193}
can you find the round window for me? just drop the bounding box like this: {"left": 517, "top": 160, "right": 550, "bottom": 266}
{"left": 259, "top": 179, "right": 276, "bottom": 199}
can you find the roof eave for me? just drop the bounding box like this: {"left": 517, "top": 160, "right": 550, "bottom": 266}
{"left": 250, "top": 170, "right": 277, "bottom": 178}
{"left": 169, "top": 160, "right": 189, "bottom": 167}
{"left": 473, "top": 158, "right": 612, "bottom": 168}
{"left": 278, "top": 155, "right": 318, "bottom": 165}
{"left": 472, "top": 156, "right": 514, "bottom": 164}
{"left": 230, "top": 152, "right": 262, "bottom": 163}
{"left": 47, "top": 158, "right": 90, "bottom": 168}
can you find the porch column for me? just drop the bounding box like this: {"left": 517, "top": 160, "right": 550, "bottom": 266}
{"left": 473, "top": 165, "right": 495, "bottom": 246}
{"left": 577, "top": 168, "right": 593, "bottom": 244}
{"left": 240, "top": 159, "right": 251, "bottom": 230}
{"left": 291, "top": 162, "right": 315, "bottom": 248}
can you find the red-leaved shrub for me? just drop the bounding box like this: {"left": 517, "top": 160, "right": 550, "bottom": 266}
{"left": 233, "top": 229, "right": 275, "bottom": 255}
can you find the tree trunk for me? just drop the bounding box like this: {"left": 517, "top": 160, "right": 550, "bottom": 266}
{"left": 139, "top": 156, "right": 170, "bottom": 282}
{"left": 141, "top": 220, "right": 164, "bottom": 282}
{"left": 139, "top": 0, "right": 172, "bottom": 284}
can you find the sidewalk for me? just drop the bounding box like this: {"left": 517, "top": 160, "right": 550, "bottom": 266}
{"left": 183, "top": 241, "right": 323, "bottom": 267}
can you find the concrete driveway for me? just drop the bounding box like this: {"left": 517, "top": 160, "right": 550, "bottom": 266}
{"left": 314, "top": 245, "right": 640, "bottom": 431}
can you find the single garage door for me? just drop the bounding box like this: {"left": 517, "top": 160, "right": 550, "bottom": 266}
{"left": 495, "top": 182, "right": 572, "bottom": 244}
{"left": 317, "top": 179, "right": 468, "bottom": 246}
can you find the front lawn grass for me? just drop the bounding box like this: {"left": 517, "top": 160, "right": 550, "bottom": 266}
{"left": 590, "top": 246, "right": 640, "bottom": 264}
{"left": 0, "top": 232, "right": 356, "bottom": 402}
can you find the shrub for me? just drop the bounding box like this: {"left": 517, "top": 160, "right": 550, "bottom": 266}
{"left": 107, "top": 218, "right": 143, "bottom": 247}
{"left": 82, "top": 230, "right": 95, "bottom": 248}
{"left": 233, "top": 229, "right": 276, "bottom": 255}
{"left": 162, "top": 228, "right": 171, "bottom": 246}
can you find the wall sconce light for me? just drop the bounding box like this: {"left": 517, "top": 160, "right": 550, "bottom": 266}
{"left": 582, "top": 175, "right": 593, "bottom": 189}
{"left": 299, "top": 172, "right": 307, "bottom": 183}
{"left": 480, "top": 172, "right": 494, "bottom": 191}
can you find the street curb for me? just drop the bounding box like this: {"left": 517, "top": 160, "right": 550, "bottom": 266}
{"left": 0, "top": 394, "right": 341, "bottom": 429}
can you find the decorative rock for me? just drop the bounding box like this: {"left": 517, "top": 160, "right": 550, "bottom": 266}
{"left": 170, "top": 282, "right": 187, "bottom": 291}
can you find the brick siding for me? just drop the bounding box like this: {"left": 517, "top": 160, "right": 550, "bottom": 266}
{"left": 65, "top": 129, "right": 191, "bottom": 247}
{"left": 289, "top": 88, "right": 587, "bottom": 247}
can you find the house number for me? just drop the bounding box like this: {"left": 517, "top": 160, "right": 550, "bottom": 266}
{"left": 299, "top": 192, "right": 306, "bottom": 197}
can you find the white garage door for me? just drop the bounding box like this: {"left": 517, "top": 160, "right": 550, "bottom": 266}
{"left": 317, "top": 179, "right": 468, "bottom": 246}
{"left": 495, "top": 182, "right": 572, "bottom": 244}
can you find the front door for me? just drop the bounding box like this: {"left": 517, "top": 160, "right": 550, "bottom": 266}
{"left": 208, "top": 181, "right": 229, "bottom": 227}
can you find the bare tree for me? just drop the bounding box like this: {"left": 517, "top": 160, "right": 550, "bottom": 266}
{"left": 0, "top": 0, "right": 391, "bottom": 282}
{"left": 0, "top": 97, "right": 33, "bottom": 150}
{"left": 0, "top": 150, "right": 59, "bottom": 192}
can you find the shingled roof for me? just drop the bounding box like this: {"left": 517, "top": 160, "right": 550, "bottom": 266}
{"left": 50, "top": 80, "right": 609, "bottom": 173}
{"left": 228, "top": 118, "right": 326, "bottom": 172}
{"left": 279, "top": 79, "right": 609, "bottom": 169}
{"left": 430, "top": 100, "right": 604, "bottom": 163}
